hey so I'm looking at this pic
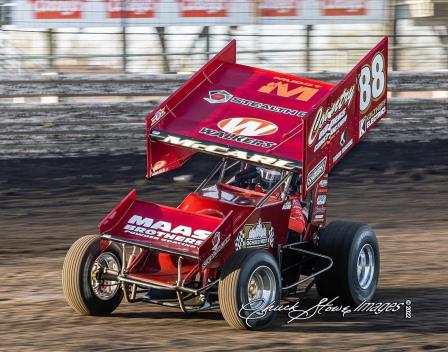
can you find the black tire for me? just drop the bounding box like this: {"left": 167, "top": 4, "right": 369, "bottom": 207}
{"left": 62, "top": 235, "right": 123, "bottom": 315}
{"left": 315, "top": 221, "right": 380, "bottom": 306}
{"left": 218, "top": 249, "right": 281, "bottom": 330}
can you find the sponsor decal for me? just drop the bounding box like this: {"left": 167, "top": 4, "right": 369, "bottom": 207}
{"left": 123, "top": 215, "right": 211, "bottom": 249}
{"left": 258, "top": 81, "right": 319, "bottom": 102}
{"left": 199, "top": 127, "right": 276, "bottom": 149}
{"left": 204, "top": 90, "right": 232, "bottom": 103}
{"left": 212, "top": 231, "right": 220, "bottom": 251}
{"left": 282, "top": 201, "right": 292, "bottom": 210}
{"left": 319, "top": 179, "right": 328, "bottom": 187}
{"left": 151, "top": 160, "right": 168, "bottom": 175}
{"left": 104, "top": 0, "right": 158, "bottom": 18}
{"left": 359, "top": 100, "right": 386, "bottom": 138}
{"left": 204, "top": 90, "right": 306, "bottom": 117}
{"left": 151, "top": 107, "right": 166, "bottom": 125}
{"left": 339, "top": 131, "right": 346, "bottom": 147}
{"left": 316, "top": 195, "right": 327, "bottom": 206}
{"left": 312, "top": 108, "right": 348, "bottom": 152}
{"left": 308, "top": 85, "right": 355, "bottom": 147}
{"left": 177, "top": 0, "right": 229, "bottom": 17}
{"left": 201, "top": 233, "right": 231, "bottom": 270}
{"left": 217, "top": 117, "right": 278, "bottom": 137}
{"left": 28, "top": 0, "right": 86, "bottom": 19}
{"left": 333, "top": 138, "right": 353, "bottom": 163}
{"left": 314, "top": 206, "right": 327, "bottom": 213}
{"left": 306, "top": 157, "right": 327, "bottom": 190}
{"left": 150, "top": 131, "right": 301, "bottom": 170}
{"left": 235, "top": 219, "right": 274, "bottom": 250}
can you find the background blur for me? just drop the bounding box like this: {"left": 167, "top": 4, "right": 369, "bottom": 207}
{"left": 0, "top": 0, "right": 447, "bottom": 74}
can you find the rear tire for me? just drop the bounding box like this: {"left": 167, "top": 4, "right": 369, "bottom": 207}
{"left": 62, "top": 235, "right": 123, "bottom": 315}
{"left": 218, "top": 249, "right": 281, "bottom": 330}
{"left": 315, "top": 221, "right": 380, "bottom": 305}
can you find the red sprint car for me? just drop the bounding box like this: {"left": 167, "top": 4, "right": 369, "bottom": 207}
{"left": 63, "top": 37, "right": 388, "bottom": 329}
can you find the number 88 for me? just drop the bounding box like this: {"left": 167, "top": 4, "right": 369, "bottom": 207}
{"left": 359, "top": 53, "right": 385, "bottom": 113}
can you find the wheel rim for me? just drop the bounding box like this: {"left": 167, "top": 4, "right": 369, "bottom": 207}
{"left": 356, "top": 244, "right": 375, "bottom": 289}
{"left": 90, "top": 252, "right": 120, "bottom": 301}
{"left": 247, "top": 265, "right": 277, "bottom": 310}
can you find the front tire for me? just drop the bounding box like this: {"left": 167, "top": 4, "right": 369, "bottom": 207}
{"left": 218, "top": 249, "right": 281, "bottom": 330}
{"left": 62, "top": 235, "right": 123, "bottom": 315}
{"left": 315, "top": 221, "right": 380, "bottom": 305}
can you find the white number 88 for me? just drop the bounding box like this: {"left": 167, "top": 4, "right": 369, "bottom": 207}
{"left": 359, "top": 53, "right": 385, "bottom": 113}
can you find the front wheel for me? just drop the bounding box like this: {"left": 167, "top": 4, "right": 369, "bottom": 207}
{"left": 315, "top": 221, "right": 380, "bottom": 306}
{"left": 62, "top": 235, "right": 123, "bottom": 315}
{"left": 218, "top": 249, "right": 281, "bottom": 330}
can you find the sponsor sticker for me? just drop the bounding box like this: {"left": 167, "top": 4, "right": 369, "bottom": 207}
{"left": 306, "top": 157, "right": 327, "bottom": 190}
{"left": 150, "top": 131, "right": 301, "bottom": 170}
{"left": 199, "top": 127, "right": 276, "bottom": 149}
{"left": 151, "top": 107, "right": 166, "bottom": 125}
{"left": 282, "top": 201, "right": 292, "bottom": 210}
{"left": 211, "top": 231, "right": 220, "bottom": 251}
{"left": 308, "top": 85, "right": 355, "bottom": 147}
{"left": 218, "top": 117, "right": 278, "bottom": 137}
{"left": 332, "top": 138, "right": 353, "bottom": 163}
{"left": 203, "top": 90, "right": 306, "bottom": 117}
{"left": 319, "top": 179, "right": 328, "bottom": 187}
{"left": 235, "top": 219, "right": 274, "bottom": 250}
{"left": 201, "top": 233, "right": 231, "bottom": 270}
{"left": 339, "top": 130, "right": 346, "bottom": 147}
{"left": 258, "top": 80, "right": 319, "bottom": 102}
{"left": 123, "top": 214, "right": 211, "bottom": 249}
{"left": 359, "top": 100, "right": 386, "bottom": 138}
{"left": 316, "top": 195, "right": 327, "bottom": 206}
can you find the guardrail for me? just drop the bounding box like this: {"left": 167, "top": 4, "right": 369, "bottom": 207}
{"left": 0, "top": 72, "right": 446, "bottom": 158}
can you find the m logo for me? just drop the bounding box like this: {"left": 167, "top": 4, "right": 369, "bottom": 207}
{"left": 217, "top": 118, "right": 278, "bottom": 137}
{"left": 258, "top": 81, "right": 319, "bottom": 102}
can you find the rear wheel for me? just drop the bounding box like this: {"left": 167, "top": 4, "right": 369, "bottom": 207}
{"left": 62, "top": 235, "right": 123, "bottom": 315}
{"left": 315, "top": 221, "right": 380, "bottom": 305}
{"left": 218, "top": 249, "right": 281, "bottom": 330}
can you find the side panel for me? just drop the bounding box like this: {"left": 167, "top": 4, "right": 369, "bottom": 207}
{"left": 302, "top": 37, "right": 388, "bottom": 197}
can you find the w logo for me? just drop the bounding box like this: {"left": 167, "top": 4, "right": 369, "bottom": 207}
{"left": 217, "top": 118, "right": 278, "bottom": 137}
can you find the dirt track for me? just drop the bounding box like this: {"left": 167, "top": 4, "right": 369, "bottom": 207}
{"left": 1, "top": 139, "right": 447, "bottom": 351}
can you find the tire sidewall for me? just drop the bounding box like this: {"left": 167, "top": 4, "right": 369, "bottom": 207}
{"left": 236, "top": 250, "right": 281, "bottom": 330}
{"left": 80, "top": 240, "right": 123, "bottom": 314}
{"left": 347, "top": 227, "right": 380, "bottom": 305}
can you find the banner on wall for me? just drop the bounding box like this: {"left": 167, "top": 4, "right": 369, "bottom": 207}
{"left": 257, "top": 0, "right": 300, "bottom": 17}
{"left": 13, "top": 0, "right": 385, "bottom": 27}
{"left": 28, "top": 0, "right": 86, "bottom": 19}
{"left": 319, "top": 0, "right": 367, "bottom": 16}
{"left": 177, "top": 0, "right": 230, "bottom": 18}
{"left": 103, "top": 0, "right": 159, "bottom": 19}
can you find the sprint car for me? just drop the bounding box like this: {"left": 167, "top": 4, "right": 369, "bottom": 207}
{"left": 63, "top": 37, "right": 388, "bottom": 329}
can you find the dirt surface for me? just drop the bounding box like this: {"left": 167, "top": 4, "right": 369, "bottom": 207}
{"left": 0, "top": 140, "right": 447, "bottom": 351}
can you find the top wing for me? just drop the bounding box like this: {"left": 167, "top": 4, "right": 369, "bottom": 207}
{"left": 146, "top": 40, "right": 333, "bottom": 176}
{"left": 145, "top": 37, "right": 388, "bottom": 199}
